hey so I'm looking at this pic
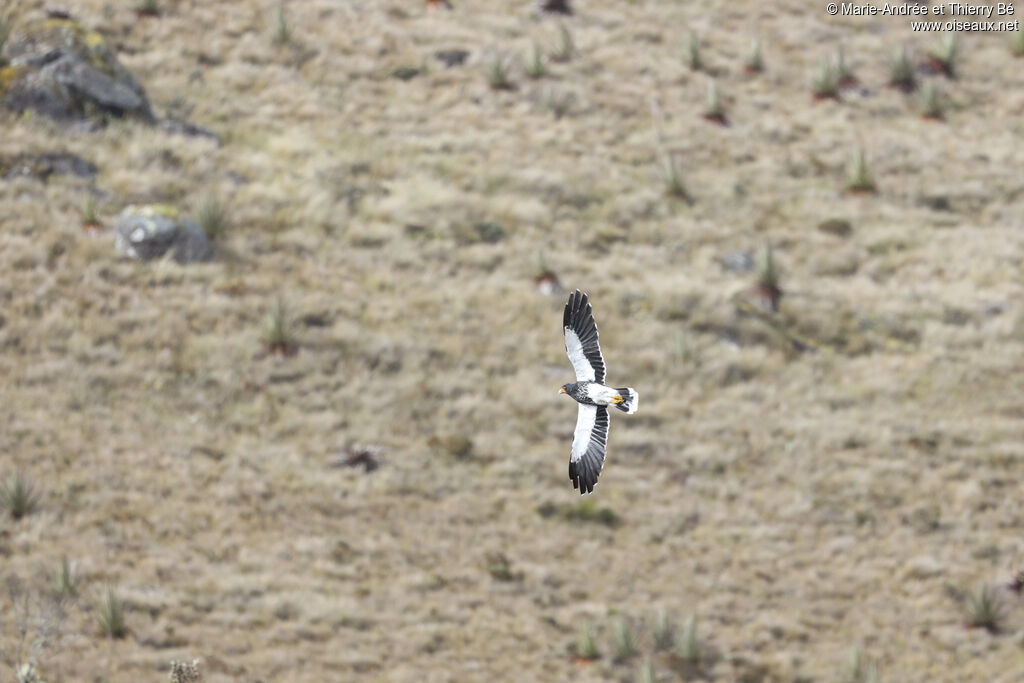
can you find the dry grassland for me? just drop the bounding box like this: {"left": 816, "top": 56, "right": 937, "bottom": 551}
{"left": 2, "top": 0, "right": 1024, "bottom": 681}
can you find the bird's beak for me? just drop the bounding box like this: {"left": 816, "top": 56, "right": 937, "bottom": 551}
{"left": 559, "top": 387, "right": 566, "bottom": 394}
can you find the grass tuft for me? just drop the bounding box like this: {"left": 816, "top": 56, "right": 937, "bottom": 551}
{"left": 1012, "top": 27, "right": 1024, "bottom": 57}
{"left": 484, "top": 551, "right": 523, "bottom": 581}
{"left": 272, "top": 4, "right": 292, "bottom": 46}
{"left": 169, "top": 660, "right": 201, "bottom": 683}
{"left": 653, "top": 610, "right": 674, "bottom": 651}
{"left": 576, "top": 623, "right": 600, "bottom": 660}
{"left": 136, "top": 0, "right": 160, "bottom": 16}
{"left": 552, "top": 24, "right": 574, "bottom": 63}
{"left": 2, "top": 471, "right": 40, "bottom": 520}
{"left": 889, "top": 45, "right": 917, "bottom": 92}
{"left": 744, "top": 37, "right": 764, "bottom": 73}
{"left": 639, "top": 657, "right": 657, "bottom": 683}
{"left": 266, "top": 298, "right": 296, "bottom": 355}
{"left": 661, "top": 154, "right": 689, "bottom": 201}
{"left": 677, "top": 615, "right": 701, "bottom": 663}
{"left": 534, "top": 250, "right": 555, "bottom": 280}
{"left": 97, "top": 586, "right": 126, "bottom": 638}
{"left": 487, "top": 57, "right": 514, "bottom": 90}
{"left": 836, "top": 46, "right": 856, "bottom": 87}
{"left": 196, "top": 194, "right": 227, "bottom": 241}
{"left": 921, "top": 81, "right": 945, "bottom": 120}
{"left": 81, "top": 194, "right": 100, "bottom": 229}
{"left": 55, "top": 556, "right": 78, "bottom": 599}
{"left": 566, "top": 499, "right": 619, "bottom": 526}
{"left": 846, "top": 646, "right": 881, "bottom": 682}
{"left": 846, "top": 149, "right": 876, "bottom": 194}
{"left": 428, "top": 433, "right": 474, "bottom": 461}
{"left": 965, "top": 583, "right": 1003, "bottom": 633}
{"left": 928, "top": 33, "right": 958, "bottom": 77}
{"left": 685, "top": 32, "right": 702, "bottom": 71}
{"left": 613, "top": 618, "right": 638, "bottom": 662}
{"left": 702, "top": 81, "right": 727, "bottom": 124}
{"left": 526, "top": 42, "right": 547, "bottom": 79}
{"left": 542, "top": 87, "right": 573, "bottom": 119}
{"left": 813, "top": 57, "right": 840, "bottom": 100}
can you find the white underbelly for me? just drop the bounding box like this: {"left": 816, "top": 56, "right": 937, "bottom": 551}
{"left": 585, "top": 383, "right": 618, "bottom": 405}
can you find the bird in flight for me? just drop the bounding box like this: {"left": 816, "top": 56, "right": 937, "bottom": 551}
{"left": 559, "top": 290, "right": 639, "bottom": 494}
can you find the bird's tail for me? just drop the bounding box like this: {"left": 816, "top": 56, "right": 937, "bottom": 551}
{"left": 613, "top": 388, "right": 639, "bottom": 414}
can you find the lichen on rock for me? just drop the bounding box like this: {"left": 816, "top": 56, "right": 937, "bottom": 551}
{"left": 114, "top": 205, "right": 213, "bottom": 264}
{"left": 0, "top": 17, "right": 154, "bottom": 123}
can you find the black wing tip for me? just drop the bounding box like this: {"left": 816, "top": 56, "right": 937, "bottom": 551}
{"left": 565, "top": 289, "right": 588, "bottom": 311}
{"left": 568, "top": 458, "right": 598, "bottom": 494}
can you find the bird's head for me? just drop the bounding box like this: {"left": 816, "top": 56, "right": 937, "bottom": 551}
{"left": 559, "top": 383, "right": 570, "bottom": 395}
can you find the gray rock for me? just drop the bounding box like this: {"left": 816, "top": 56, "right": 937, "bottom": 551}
{"left": 0, "top": 152, "right": 97, "bottom": 180}
{"left": 114, "top": 205, "right": 212, "bottom": 264}
{"left": 1, "top": 18, "right": 154, "bottom": 123}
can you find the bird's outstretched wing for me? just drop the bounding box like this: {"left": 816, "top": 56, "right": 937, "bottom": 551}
{"left": 569, "top": 404, "right": 608, "bottom": 494}
{"left": 563, "top": 289, "right": 605, "bottom": 383}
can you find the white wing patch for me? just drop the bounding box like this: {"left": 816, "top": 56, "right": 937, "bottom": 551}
{"left": 571, "top": 403, "right": 597, "bottom": 462}
{"left": 565, "top": 328, "right": 596, "bottom": 382}
{"left": 568, "top": 404, "right": 609, "bottom": 494}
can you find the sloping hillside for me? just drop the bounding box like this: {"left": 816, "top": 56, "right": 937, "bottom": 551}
{"left": 2, "top": 1, "right": 1023, "bottom": 681}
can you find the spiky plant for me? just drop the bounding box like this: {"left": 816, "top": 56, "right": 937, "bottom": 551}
{"left": 928, "top": 33, "right": 958, "bottom": 77}
{"left": 612, "top": 618, "right": 638, "bottom": 662}
{"left": 653, "top": 610, "right": 675, "bottom": 651}
{"left": 639, "top": 657, "right": 657, "bottom": 683}
{"left": 526, "top": 42, "right": 547, "bottom": 79}
{"left": 1012, "top": 28, "right": 1024, "bottom": 57}
{"left": 661, "top": 154, "right": 689, "bottom": 201}
{"left": 966, "top": 583, "right": 1004, "bottom": 633}
{"left": 487, "top": 57, "right": 513, "bottom": 90}
{"left": 836, "top": 46, "right": 856, "bottom": 87}
{"left": 534, "top": 251, "right": 553, "bottom": 279}
{"left": 1, "top": 471, "right": 39, "bottom": 520}
{"left": 889, "top": 45, "right": 917, "bottom": 92}
{"left": 543, "top": 87, "right": 573, "bottom": 119}
{"left": 846, "top": 646, "right": 881, "bottom": 682}
{"left": 685, "top": 32, "right": 702, "bottom": 71}
{"left": 97, "top": 586, "right": 126, "bottom": 638}
{"left": 577, "top": 623, "right": 600, "bottom": 660}
{"left": 703, "top": 80, "right": 726, "bottom": 124}
{"left": 744, "top": 37, "right": 764, "bottom": 73}
{"left": 272, "top": 4, "right": 291, "bottom": 46}
{"left": 921, "top": 82, "right": 945, "bottom": 120}
{"left": 55, "top": 556, "right": 78, "bottom": 599}
{"left": 678, "top": 615, "right": 701, "bottom": 663}
{"left": 196, "top": 194, "right": 227, "bottom": 241}
{"left": 813, "top": 57, "right": 840, "bottom": 100}
{"left": 266, "top": 298, "right": 295, "bottom": 355}
{"left": 847, "top": 149, "right": 876, "bottom": 194}
{"left": 81, "top": 194, "right": 100, "bottom": 229}
{"left": 552, "top": 24, "right": 574, "bottom": 63}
